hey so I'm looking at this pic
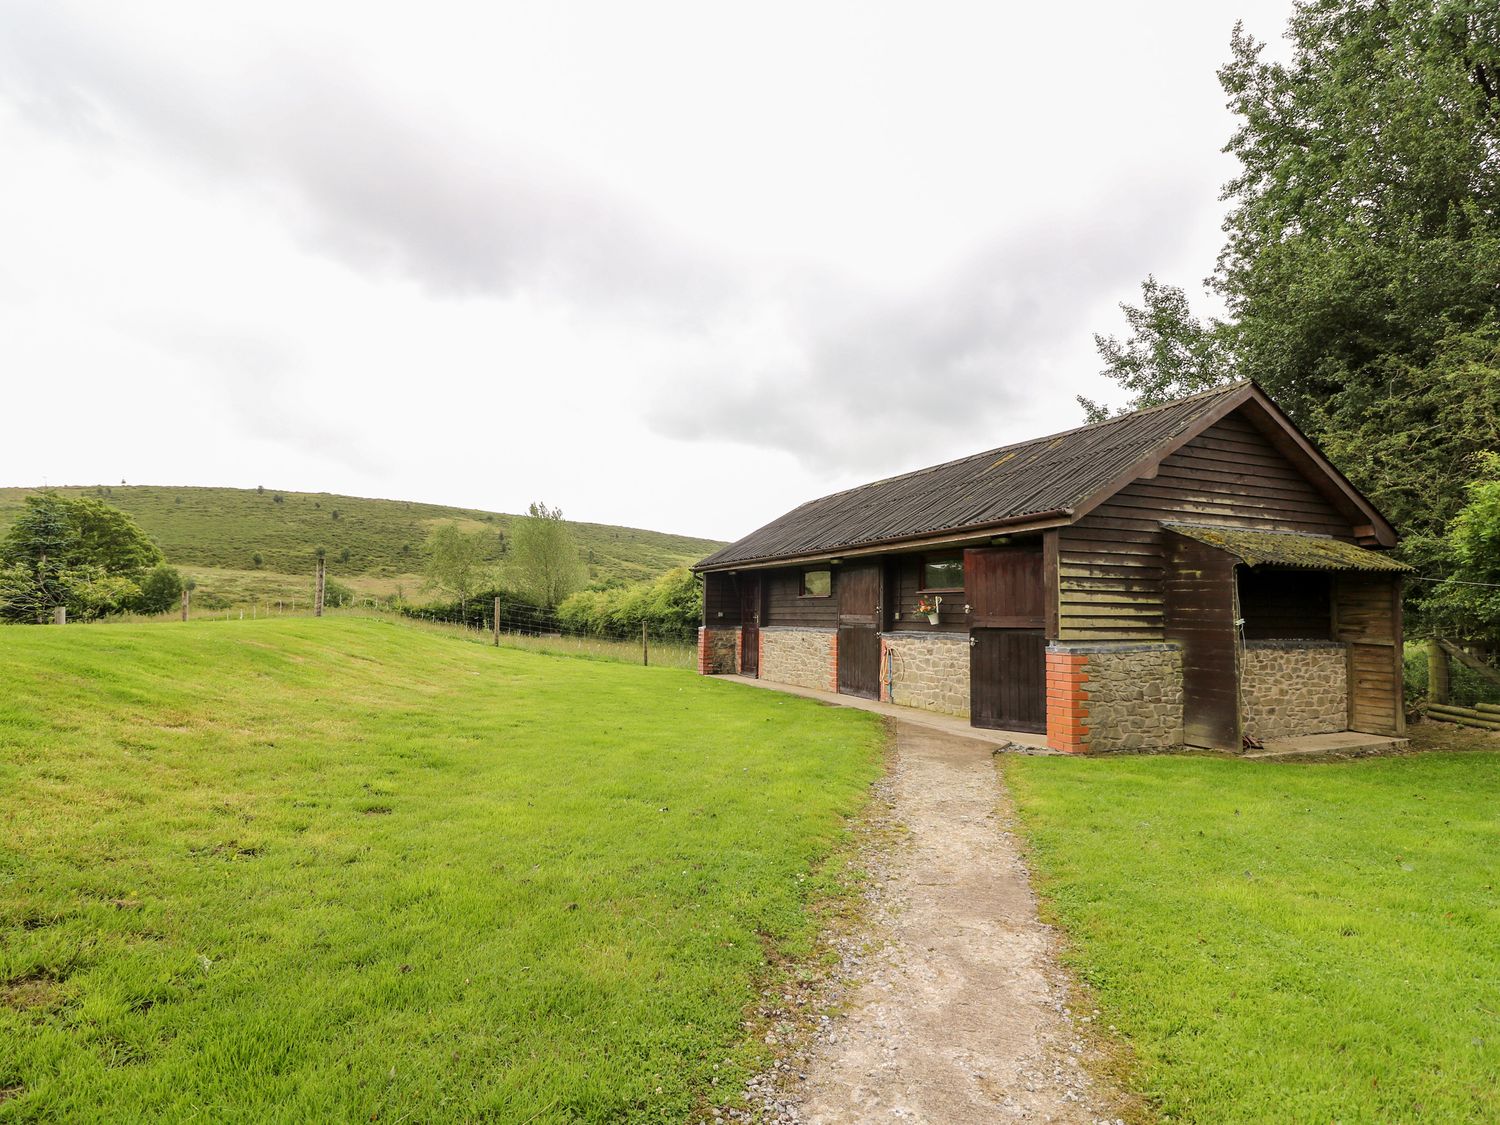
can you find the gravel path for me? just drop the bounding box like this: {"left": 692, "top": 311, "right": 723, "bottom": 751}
{"left": 740, "top": 721, "right": 1131, "bottom": 1125}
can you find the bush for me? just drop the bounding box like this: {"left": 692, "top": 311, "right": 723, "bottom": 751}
{"left": 558, "top": 568, "right": 700, "bottom": 640}
{"left": 323, "top": 578, "right": 354, "bottom": 608}
{"left": 133, "top": 564, "right": 184, "bottom": 615}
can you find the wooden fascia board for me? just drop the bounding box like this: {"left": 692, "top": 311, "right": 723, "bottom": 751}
{"left": 692, "top": 510, "right": 1072, "bottom": 573}
{"left": 1066, "top": 383, "right": 1258, "bottom": 525}
{"left": 1234, "top": 390, "right": 1399, "bottom": 546}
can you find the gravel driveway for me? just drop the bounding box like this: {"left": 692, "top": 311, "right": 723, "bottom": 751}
{"left": 755, "top": 721, "right": 1132, "bottom": 1124}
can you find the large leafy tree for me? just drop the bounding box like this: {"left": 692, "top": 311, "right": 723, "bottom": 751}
{"left": 0, "top": 494, "right": 165, "bottom": 622}
{"left": 1089, "top": 0, "right": 1500, "bottom": 637}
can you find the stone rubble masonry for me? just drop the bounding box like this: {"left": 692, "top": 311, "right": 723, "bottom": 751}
{"left": 697, "top": 626, "right": 740, "bottom": 676}
{"left": 1047, "top": 642, "right": 1185, "bottom": 754}
{"left": 880, "top": 632, "right": 970, "bottom": 717}
{"left": 1241, "top": 640, "right": 1348, "bottom": 740}
{"left": 759, "top": 627, "right": 838, "bottom": 693}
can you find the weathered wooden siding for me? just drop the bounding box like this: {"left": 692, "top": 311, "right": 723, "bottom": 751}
{"left": 1058, "top": 412, "right": 1356, "bottom": 641}
{"left": 763, "top": 567, "right": 838, "bottom": 628}
{"left": 1335, "top": 573, "right": 1405, "bottom": 735}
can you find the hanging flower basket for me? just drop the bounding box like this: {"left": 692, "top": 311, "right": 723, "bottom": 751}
{"left": 915, "top": 594, "right": 942, "bottom": 625}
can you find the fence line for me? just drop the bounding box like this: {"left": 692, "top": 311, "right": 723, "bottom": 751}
{"left": 68, "top": 602, "right": 700, "bottom": 670}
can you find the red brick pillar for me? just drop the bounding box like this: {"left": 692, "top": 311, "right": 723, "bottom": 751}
{"left": 879, "top": 637, "right": 892, "bottom": 702}
{"left": 1046, "top": 648, "right": 1090, "bottom": 753}
{"left": 828, "top": 631, "right": 840, "bottom": 693}
{"left": 697, "top": 626, "right": 712, "bottom": 675}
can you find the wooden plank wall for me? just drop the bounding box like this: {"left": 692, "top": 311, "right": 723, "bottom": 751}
{"left": 1335, "top": 573, "right": 1405, "bottom": 735}
{"left": 1058, "top": 411, "right": 1356, "bottom": 641}
{"left": 763, "top": 567, "right": 839, "bottom": 628}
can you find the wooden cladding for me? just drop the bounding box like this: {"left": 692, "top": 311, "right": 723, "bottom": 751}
{"left": 1059, "top": 412, "right": 1358, "bottom": 642}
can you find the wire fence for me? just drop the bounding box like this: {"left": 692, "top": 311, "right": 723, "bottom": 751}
{"left": 66, "top": 600, "right": 701, "bottom": 670}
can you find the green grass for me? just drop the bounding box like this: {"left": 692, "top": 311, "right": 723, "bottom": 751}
{"left": 0, "top": 618, "right": 882, "bottom": 1121}
{"left": 0, "top": 484, "right": 723, "bottom": 594}
{"left": 1001, "top": 744, "right": 1500, "bottom": 1123}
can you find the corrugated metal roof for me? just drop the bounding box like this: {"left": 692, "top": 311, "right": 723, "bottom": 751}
{"left": 697, "top": 382, "right": 1252, "bottom": 570}
{"left": 1161, "top": 523, "right": 1410, "bottom": 571}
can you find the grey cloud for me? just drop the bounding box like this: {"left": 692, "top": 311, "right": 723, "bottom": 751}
{"left": 0, "top": 4, "right": 734, "bottom": 313}
{"left": 648, "top": 191, "right": 1197, "bottom": 474}
{"left": 1, "top": 3, "right": 1203, "bottom": 479}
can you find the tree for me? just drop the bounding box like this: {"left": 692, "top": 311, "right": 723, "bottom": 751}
{"left": 508, "top": 502, "right": 585, "bottom": 609}
{"left": 1425, "top": 451, "right": 1500, "bottom": 644}
{"left": 421, "top": 524, "right": 493, "bottom": 613}
{"left": 1080, "top": 277, "right": 1233, "bottom": 421}
{"left": 0, "top": 494, "right": 161, "bottom": 621}
{"left": 1087, "top": 0, "right": 1500, "bottom": 636}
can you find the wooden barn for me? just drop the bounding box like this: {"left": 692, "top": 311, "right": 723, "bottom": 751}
{"left": 693, "top": 382, "right": 1408, "bottom": 753}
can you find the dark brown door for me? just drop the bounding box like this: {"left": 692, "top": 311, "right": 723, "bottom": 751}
{"left": 1163, "top": 533, "right": 1241, "bottom": 750}
{"left": 970, "top": 629, "right": 1046, "bottom": 731}
{"left": 837, "top": 564, "right": 880, "bottom": 699}
{"left": 963, "top": 547, "right": 1047, "bottom": 730}
{"left": 739, "top": 577, "right": 760, "bottom": 678}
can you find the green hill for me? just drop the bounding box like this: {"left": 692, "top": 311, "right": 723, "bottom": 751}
{"left": 0, "top": 485, "right": 723, "bottom": 610}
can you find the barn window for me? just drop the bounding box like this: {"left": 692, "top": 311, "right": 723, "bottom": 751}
{"left": 800, "top": 568, "right": 831, "bottom": 597}
{"left": 919, "top": 554, "right": 964, "bottom": 592}
{"left": 1237, "top": 568, "right": 1333, "bottom": 640}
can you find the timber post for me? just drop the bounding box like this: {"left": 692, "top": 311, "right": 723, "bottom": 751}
{"left": 493, "top": 597, "right": 501, "bottom": 647}
{"left": 642, "top": 621, "right": 649, "bottom": 667}
{"left": 52, "top": 606, "right": 66, "bottom": 626}
{"left": 1427, "top": 638, "right": 1450, "bottom": 705}
{"left": 181, "top": 587, "right": 190, "bottom": 622}
{"left": 314, "top": 551, "right": 326, "bottom": 618}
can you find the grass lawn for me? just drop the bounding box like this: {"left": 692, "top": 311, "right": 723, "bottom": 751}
{"left": 0, "top": 618, "right": 882, "bottom": 1121}
{"left": 1002, "top": 739, "right": 1500, "bottom": 1123}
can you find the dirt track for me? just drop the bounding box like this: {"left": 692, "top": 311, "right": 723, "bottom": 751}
{"left": 785, "top": 722, "right": 1129, "bottom": 1124}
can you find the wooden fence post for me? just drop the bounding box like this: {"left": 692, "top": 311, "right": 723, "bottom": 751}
{"left": 315, "top": 553, "right": 326, "bottom": 618}
{"left": 493, "top": 597, "right": 501, "bottom": 647}
{"left": 53, "top": 606, "right": 66, "bottom": 625}
{"left": 181, "top": 587, "right": 190, "bottom": 622}
{"left": 642, "top": 621, "right": 649, "bottom": 667}
{"left": 1428, "top": 638, "right": 1450, "bottom": 705}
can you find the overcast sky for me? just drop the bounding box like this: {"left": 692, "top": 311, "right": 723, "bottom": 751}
{"left": 0, "top": 0, "right": 1294, "bottom": 541}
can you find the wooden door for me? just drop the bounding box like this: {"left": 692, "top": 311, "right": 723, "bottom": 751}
{"left": 970, "top": 629, "right": 1046, "bottom": 731}
{"left": 964, "top": 547, "right": 1047, "bottom": 730}
{"left": 837, "top": 564, "right": 881, "bottom": 699}
{"left": 1163, "top": 533, "right": 1242, "bottom": 750}
{"left": 1336, "top": 574, "right": 1404, "bottom": 736}
{"left": 739, "top": 577, "right": 760, "bottom": 678}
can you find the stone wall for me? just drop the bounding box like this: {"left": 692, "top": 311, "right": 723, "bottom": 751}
{"left": 759, "top": 627, "right": 837, "bottom": 692}
{"left": 881, "top": 632, "right": 970, "bottom": 717}
{"left": 1047, "top": 642, "right": 1184, "bottom": 753}
{"left": 697, "top": 626, "right": 739, "bottom": 675}
{"left": 1241, "top": 640, "right": 1347, "bottom": 739}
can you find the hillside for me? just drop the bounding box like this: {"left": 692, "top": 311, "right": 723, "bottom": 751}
{"left": 0, "top": 485, "right": 723, "bottom": 609}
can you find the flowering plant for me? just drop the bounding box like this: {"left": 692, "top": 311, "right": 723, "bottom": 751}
{"left": 915, "top": 594, "right": 942, "bottom": 616}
